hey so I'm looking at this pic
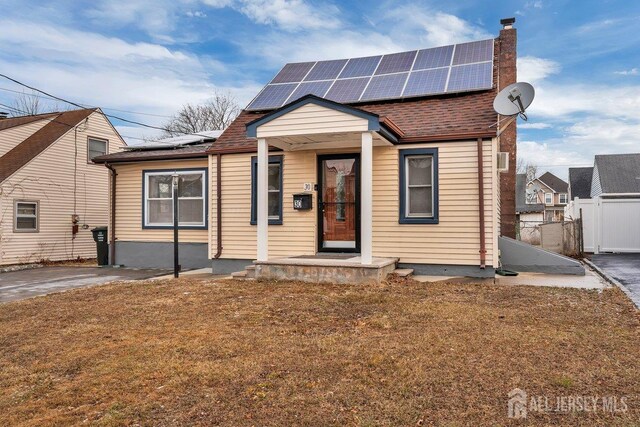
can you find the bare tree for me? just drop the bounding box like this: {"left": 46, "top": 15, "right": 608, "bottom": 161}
{"left": 9, "top": 91, "right": 68, "bottom": 116}
{"left": 517, "top": 158, "right": 538, "bottom": 182}
{"left": 162, "top": 90, "right": 240, "bottom": 137}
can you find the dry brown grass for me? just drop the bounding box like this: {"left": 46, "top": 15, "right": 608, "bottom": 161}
{"left": 0, "top": 276, "right": 638, "bottom": 426}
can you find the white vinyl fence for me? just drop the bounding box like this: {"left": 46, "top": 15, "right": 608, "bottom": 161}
{"left": 565, "top": 197, "right": 640, "bottom": 253}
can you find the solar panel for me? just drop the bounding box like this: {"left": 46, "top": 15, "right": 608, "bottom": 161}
{"left": 361, "top": 73, "right": 408, "bottom": 101}
{"left": 325, "top": 78, "right": 370, "bottom": 103}
{"left": 375, "top": 51, "right": 417, "bottom": 75}
{"left": 271, "top": 62, "right": 315, "bottom": 83}
{"left": 413, "top": 45, "right": 454, "bottom": 70}
{"left": 304, "top": 59, "right": 348, "bottom": 81}
{"left": 338, "top": 56, "right": 381, "bottom": 78}
{"left": 452, "top": 39, "right": 493, "bottom": 65}
{"left": 247, "top": 83, "right": 298, "bottom": 110}
{"left": 287, "top": 81, "right": 333, "bottom": 103}
{"left": 446, "top": 62, "right": 493, "bottom": 92}
{"left": 245, "top": 38, "right": 495, "bottom": 110}
{"left": 403, "top": 68, "right": 449, "bottom": 97}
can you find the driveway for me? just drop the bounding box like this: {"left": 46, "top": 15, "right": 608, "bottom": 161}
{"left": 590, "top": 254, "right": 640, "bottom": 308}
{"left": 0, "top": 266, "right": 168, "bottom": 303}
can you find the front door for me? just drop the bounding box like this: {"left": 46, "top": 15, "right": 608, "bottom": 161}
{"left": 318, "top": 154, "right": 360, "bottom": 252}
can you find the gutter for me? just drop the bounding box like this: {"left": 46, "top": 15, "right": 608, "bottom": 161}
{"left": 477, "top": 138, "right": 486, "bottom": 269}
{"left": 214, "top": 153, "right": 223, "bottom": 258}
{"left": 105, "top": 162, "right": 117, "bottom": 265}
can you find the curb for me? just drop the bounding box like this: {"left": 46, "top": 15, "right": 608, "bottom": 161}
{"left": 583, "top": 258, "right": 639, "bottom": 309}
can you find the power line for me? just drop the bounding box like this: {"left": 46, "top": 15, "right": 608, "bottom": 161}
{"left": 0, "top": 73, "right": 213, "bottom": 138}
{"left": 0, "top": 86, "right": 172, "bottom": 118}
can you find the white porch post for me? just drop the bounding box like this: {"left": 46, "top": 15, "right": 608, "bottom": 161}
{"left": 257, "top": 138, "right": 269, "bottom": 261}
{"left": 361, "top": 132, "right": 373, "bottom": 265}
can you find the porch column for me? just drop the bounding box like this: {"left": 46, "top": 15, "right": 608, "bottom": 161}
{"left": 257, "top": 138, "right": 269, "bottom": 261}
{"left": 361, "top": 132, "right": 373, "bottom": 264}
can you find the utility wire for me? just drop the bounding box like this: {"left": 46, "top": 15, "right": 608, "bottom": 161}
{"left": 0, "top": 86, "right": 172, "bottom": 118}
{"left": 0, "top": 73, "right": 214, "bottom": 138}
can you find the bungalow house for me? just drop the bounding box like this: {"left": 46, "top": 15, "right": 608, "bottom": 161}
{"left": 92, "top": 132, "right": 221, "bottom": 269}
{"left": 526, "top": 172, "right": 568, "bottom": 222}
{"left": 203, "top": 19, "right": 518, "bottom": 280}
{"left": 0, "top": 109, "right": 125, "bottom": 265}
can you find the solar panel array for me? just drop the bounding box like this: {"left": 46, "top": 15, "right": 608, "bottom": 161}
{"left": 246, "top": 39, "right": 494, "bottom": 111}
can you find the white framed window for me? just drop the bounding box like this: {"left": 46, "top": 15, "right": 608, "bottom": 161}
{"left": 544, "top": 192, "right": 553, "bottom": 205}
{"left": 14, "top": 200, "right": 38, "bottom": 232}
{"left": 399, "top": 148, "right": 439, "bottom": 224}
{"left": 88, "top": 137, "right": 108, "bottom": 162}
{"left": 406, "top": 155, "right": 433, "bottom": 217}
{"left": 143, "top": 169, "right": 206, "bottom": 228}
{"left": 559, "top": 193, "right": 568, "bottom": 204}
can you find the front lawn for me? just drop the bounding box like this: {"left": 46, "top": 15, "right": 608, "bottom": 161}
{"left": 0, "top": 277, "right": 638, "bottom": 426}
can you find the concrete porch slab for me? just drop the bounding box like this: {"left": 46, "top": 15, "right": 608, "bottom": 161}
{"left": 254, "top": 256, "right": 398, "bottom": 284}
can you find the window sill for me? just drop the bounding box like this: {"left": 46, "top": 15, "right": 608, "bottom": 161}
{"left": 250, "top": 220, "right": 283, "bottom": 226}
{"left": 142, "top": 225, "right": 207, "bottom": 230}
{"left": 399, "top": 217, "right": 439, "bottom": 224}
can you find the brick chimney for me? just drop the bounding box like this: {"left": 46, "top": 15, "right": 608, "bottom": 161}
{"left": 498, "top": 17, "right": 517, "bottom": 238}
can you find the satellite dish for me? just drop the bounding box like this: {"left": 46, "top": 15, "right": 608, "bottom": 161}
{"left": 493, "top": 82, "right": 535, "bottom": 120}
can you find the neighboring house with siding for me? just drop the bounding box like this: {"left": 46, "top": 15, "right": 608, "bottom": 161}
{"left": 526, "top": 172, "right": 568, "bottom": 222}
{"left": 516, "top": 173, "right": 544, "bottom": 244}
{"left": 0, "top": 109, "right": 125, "bottom": 265}
{"left": 93, "top": 132, "right": 221, "bottom": 269}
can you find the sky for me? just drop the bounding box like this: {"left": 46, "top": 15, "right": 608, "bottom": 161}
{"left": 0, "top": 0, "right": 639, "bottom": 179}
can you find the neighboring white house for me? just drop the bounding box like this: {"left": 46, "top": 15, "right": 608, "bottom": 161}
{"left": 516, "top": 173, "right": 544, "bottom": 244}
{"left": 565, "top": 153, "right": 640, "bottom": 253}
{"left": 0, "top": 109, "right": 125, "bottom": 265}
{"left": 527, "top": 172, "right": 569, "bottom": 223}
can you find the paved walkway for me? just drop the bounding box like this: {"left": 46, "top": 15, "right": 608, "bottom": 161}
{"left": 590, "top": 254, "right": 640, "bottom": 308}
{"left": 0, "top": 267, "right": 168, "bottom": 303}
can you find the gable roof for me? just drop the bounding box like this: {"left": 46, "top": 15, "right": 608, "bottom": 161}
{"left": 245, "top": 94, "right": 401, "bottom": 142}
{"left": 537, "top": 172, "right": 568, "bottom": 193}
{"left": 594, "top": 153, "right": 640, "bottom": 194}
{"left": 516, "top": 173, "right": 544, "bottom": 213}
{"left": 0, "top": 112, "right": 59, "bottom": 132}
{"left": 568, "top": 167, "right": 593, "bottom": 200}
{"left": 0, "top": 109, "right": 96, "bottom": 182}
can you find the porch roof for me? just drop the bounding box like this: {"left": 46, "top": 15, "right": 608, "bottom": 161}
{"left": 208, "top": 90, "right": 498, "bottom": 154}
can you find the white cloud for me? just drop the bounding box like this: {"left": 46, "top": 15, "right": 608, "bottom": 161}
{"left": 614, "top": 68, "right": 639, "bottom": 76}
{"left": 186, "top": 10, "right": 208, "bottom": 18}
{"left": 517, "top": 56, "right": 560, "bottom": 83}
{"left": 519, "top": 122, "right": 552, "bottom": 129}
{"left": 85, "top": 0, "right": 176, "bottom": 38}
{"left": 201, "top": 0, "right": 341, "bottom": 31}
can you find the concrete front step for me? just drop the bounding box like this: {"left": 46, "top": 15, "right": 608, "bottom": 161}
{"left": 245, "top": 265, "right": 256, "bottom": 279}
{"left": 230, "top": 270, "right": 247, "bottom": 279}
{"left": 393, "top": 268, "right": 414, "bottom": 277}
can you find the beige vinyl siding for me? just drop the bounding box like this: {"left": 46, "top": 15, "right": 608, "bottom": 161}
{"left": 112, "top": 159, "right": 209, "bottom": 244}
{"left": 0, "top": 112, "right": 125, "bottom": 265}
{"left": 210, "top": 139, "right": 498, "bottom": 267}
{"left": 211, "top": 152, "right": 317, "bottom": 259}
{"left": 372, "top": 140, "right": 496, "bottom": 266}
{"left": 0, "top": 119, "right": 51, "bottom": 157}
{"left": 256, "top": 103, "right": 369, "bottom": 138}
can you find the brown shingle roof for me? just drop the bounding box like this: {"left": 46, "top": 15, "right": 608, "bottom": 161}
{"left": 209, "top": 90, "right": 498, "bottom": 154}
{"left": 93, "top": 142, "right": 212, "bottom": 163}
{"left": 538, "top": 172, "right": 569, "bottom": 193}
{"left": 0, "top": 109, "right": 96, "bottom": 182}
{"left": 0, "top": 112, "right": 59, "bottom": 131}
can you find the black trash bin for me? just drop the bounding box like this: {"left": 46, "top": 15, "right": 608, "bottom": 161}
{"left": 91, "top": 226, "right": 109, "bottom": 266}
